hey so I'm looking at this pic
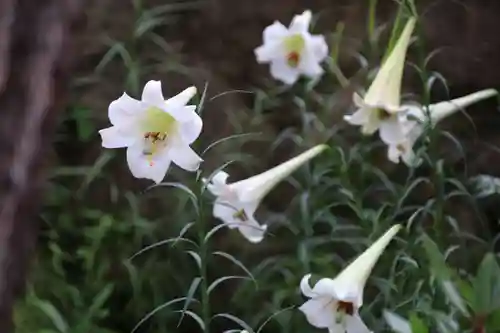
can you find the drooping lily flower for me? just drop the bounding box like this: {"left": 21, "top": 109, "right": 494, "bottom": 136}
{"left": 387, "top": 88, "right": 498, "bottom": 165}
{"left": 345, "top": 17, "right": 416, "bottom": 144}
{"left": 299, "top": 224, "right": 401, "bottom": 333}
{"left": 204, "top": 144, "right": 327, "bottom": 243}
{"left": 254, "top": 10, "right": 328, "bottom": 85}
{"left": 99, "top": 80, "right": 203, "bottom": 184}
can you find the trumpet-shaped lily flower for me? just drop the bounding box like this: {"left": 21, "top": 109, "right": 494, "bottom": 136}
{"left": 254, "top": 10, "right": 328, "bottom": 85}
{"left": 387, "top": 88, "right": 498, "bottom": 165}
{"left": 204, "top": 144, "right": 327, "bottom": 243}
{"left": 99, "top": 81, "right": 203, "bottom": 184}
{"left": 345, "top": 17, "right": 416, "bottom": 144}
{"left": 299, "top": 224, "right": 401, "bottom": 333}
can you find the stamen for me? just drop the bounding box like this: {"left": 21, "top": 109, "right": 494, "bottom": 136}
{"left": 337, "top": 301, "right": 354, "bottom": 316}
{"left": 396, "top": 143, "right": 406, "bottom": 153}
{"left": 376, "top": 108, "right": 392, "bottom": 120}
{"left": 287, "top": 52, "right": 300, "bottom": 68}
{"left": 141, "top": 106, "right": 177, "bottom": 165}
{"left": 283, "top": 34, "right": 305, "bottom": 68}
{"left": 233, "top": 209, "right": 248, "bottom": 222}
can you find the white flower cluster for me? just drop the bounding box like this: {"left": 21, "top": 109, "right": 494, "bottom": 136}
{"left": 96, "top": 9, "right": 498, "bottom": 333}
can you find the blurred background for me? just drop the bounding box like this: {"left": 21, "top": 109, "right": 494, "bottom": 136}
{"left": 3, "top": 0, "right": 500, "bottom": 332}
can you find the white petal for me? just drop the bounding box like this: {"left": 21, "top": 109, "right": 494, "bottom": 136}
{"left": 206, "top": 171, "right": 231, "bottom": 196}
{"left": 300, "top": 274, "right": 315, "bottom": 297}
{"left": 178, "top": 107, "right": 203, "bottom": 144}
{"left": 344, "top": 108, "right": 370, "bottom": 126}
{"left": 255, "top": 42, "right": 282, "bottom": 63}
{"left": 164, "top": 88, "right": 198, "bottom": 122}
{"left": 99, "top": 126, "right": 135, "bottom": 148}
{"left": 270, "top": 59, "right": 300, "bottom": 85}
{"left": 213, "top": 200, "right": 240, "bottom": 229}
{"left": 308, "top": 35, "right": 328, "bottom": 62}
{"left": 345, "top": 314, "right": 372, "bottom": 333}
{"left": 168, "top": 142, "right": 202, "bottom": 172}
{"left": 141, "top": 80, "right": 165, "bottom": 104}
{"left": 237, "top": 218, "right": 267, "bottom": 243}
{"left": 263, "top": 21, "right": 289, "bottom": 43}
{"left": 212, "top": 171, "right": 229, "bottom": 186}
{"left": 289, "top": 10, "right": 312, "bottom": 33}
{"left": 165, "top": 86, "right": 197, "bottom": 108}
{"left": 126, "top": 143, "right": 171, "bottom": 184}
{"left": 298, "top": 50, "right": 324, "bottom": 78}
{"left": 108, "top": 93, "right": 143, "bottom": 126}
{"left": 299, "top": 297, "right": 336, "bottom": 328}
{"left": 387, "top": 145, "right": 402, "bottom": 164}
{"left": 379, "top": 117, "right": 406, "bottom": 144}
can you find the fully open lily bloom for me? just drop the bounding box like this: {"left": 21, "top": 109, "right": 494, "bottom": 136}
{"left": 254, "top": 10, "right": 328, "bottom": 85}
{"left": 387, "top": 88, "right": 498, "bottom": 165}
{"left": 204, "top": 144, "right": 327, "bottom": 243}
{"left": 99, "top": 80, "right": 203, "bottom": 184}
{"left": 299, "top": 224, "right": 401, "bottom": 333}
{"left": 345, "top": 17, "right": 416, "bottom": 144}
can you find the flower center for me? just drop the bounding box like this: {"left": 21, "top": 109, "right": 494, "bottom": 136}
{"left": 334, "top": 300, "right": 355, "bottom": 326}
{"left": 283, "top": 34, "right": 305, "bottom": 68}
{"left": 232, "top": 209, "right": 249, "bottom": 222}
{"left": 141, "top": 107, "right": 177, "bottom": 166}
{"left": 396, "top": 143, "right": 406, "bottom": 153}
{"left": 337, "top": 301, "right": 354, "bottom": 316}
{"left": 375, "top": 108, "right": 392, "bottom": 120}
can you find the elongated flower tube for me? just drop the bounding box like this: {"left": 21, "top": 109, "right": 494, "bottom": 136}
{"left": 299, "top": 224, "right": 401, "bottom": 333}
{"left": 204, "top": 144, "right": 327, "bottom": 243}
{"left": 387, "top": 88, "right": 498, "bottom": 165}
{"left": 254, "top": 10, "right": 328, "bottom": 85}
{"left": 99, "top": 80, "right": 203, "bottom": 184}
{"left": 345, "top": 17, "right": 416, "bottom": 144}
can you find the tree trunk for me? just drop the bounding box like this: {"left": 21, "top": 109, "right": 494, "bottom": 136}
{"left": 0, "top": 0, "right": 84, "bottom": 331}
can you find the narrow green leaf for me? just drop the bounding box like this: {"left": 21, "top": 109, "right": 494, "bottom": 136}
{"left": 178, "top": 277, "right": 202, "bottom": 327}
{"left": 131, "top": 297, "right": 187, "bottom": 333}
{"left": 212, "top": 313, "right": 253, "bottom": 333}
{"left": 207, "top": 276, "right": 251, "bottom": 295}
{"left": 409, "top": 313, "right": 428, "bottom": 333}
{"left": 212, "top": 251, "right": 256, "bottom": 286}
{"left": 30, "top": 299, "right": 68, "bottom": 333}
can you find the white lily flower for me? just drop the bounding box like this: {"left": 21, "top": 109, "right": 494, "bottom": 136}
{"left": 204, "top": 144, "right": 327, "bottom": 243}
{"left": 99, "top": 80, "right": 203, "bottom": 184}
{"left": 254, "top": 10, "right": 328, "bottom": 85}
{"left": 345, "top": 17, "right": 416, "bottom": 144}
{"left": 299, "top": 224, "right": 401, "bottom": 333}
{"left": 387, "top": 88, "right": 498, "bottom": 165}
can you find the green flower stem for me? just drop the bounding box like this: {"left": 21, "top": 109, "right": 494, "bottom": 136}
{"left": 197, "top": 191, "right": 211, "bottom": 333}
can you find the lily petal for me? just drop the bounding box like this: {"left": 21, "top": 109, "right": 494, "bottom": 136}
{"left": 169, "top": 142, "right": 202, "bottom": 172}
{"left": 233, "top": 145, "right": 327, "bottom": 204}
{"left": 263, "top": 21, "right": 289, "bottom": 44}
{"left": 164, "top": 87, "right": 198, "bottom": 122}
{"left": 289, "top": 10, "right": 312, "bottom": 33}
{"left": 299, "top": 297, "right": 336, "bottom": 328}
{"left": 108, "top": 93, "right": 143, "bottom": 126}
{"left": 178, "top": 106, "right": 203, "bottom": 144}
{"left": 126, "top": 142, "right": 171, "bottom": 184}
{"left": 213, "top": 200, "right": 240, "bottom": 229}
{"left": 255, "top": 42, "right": 282, "bottom": 63}
{"left": 270, "top": 59, "right": 300, "bottom": 85}
{"left": 141, "top": 80, "right": 165, "bottom": 105}
{"left": 99, "top": 126, "right": 136, "bottom": 148}
{"left": 332, "top": 224, "right": 401, "bottom": 307}
{"left": 308, "top": 35, "right": 328, "bottom": 62}
{"left": 379, "top": 116, "right": 406, "bottom": 144}
{"left": 364, "top": 17, "right": 416, "bottom": 111}
{"left": 341, "top": 314, "right": 371, "bottom": 333}
{"left": 298, "top": 50, "right": 324, "bottom": 78}
{"left": 237, "top": 218, "right": 267, "bottom": 243}
{"left": 430, "top": 88, "right": 498, "bottom": 123}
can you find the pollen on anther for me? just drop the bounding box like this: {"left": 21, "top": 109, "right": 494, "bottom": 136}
{"left": 287, "top": 52, "right": 300, "bottom": 68}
